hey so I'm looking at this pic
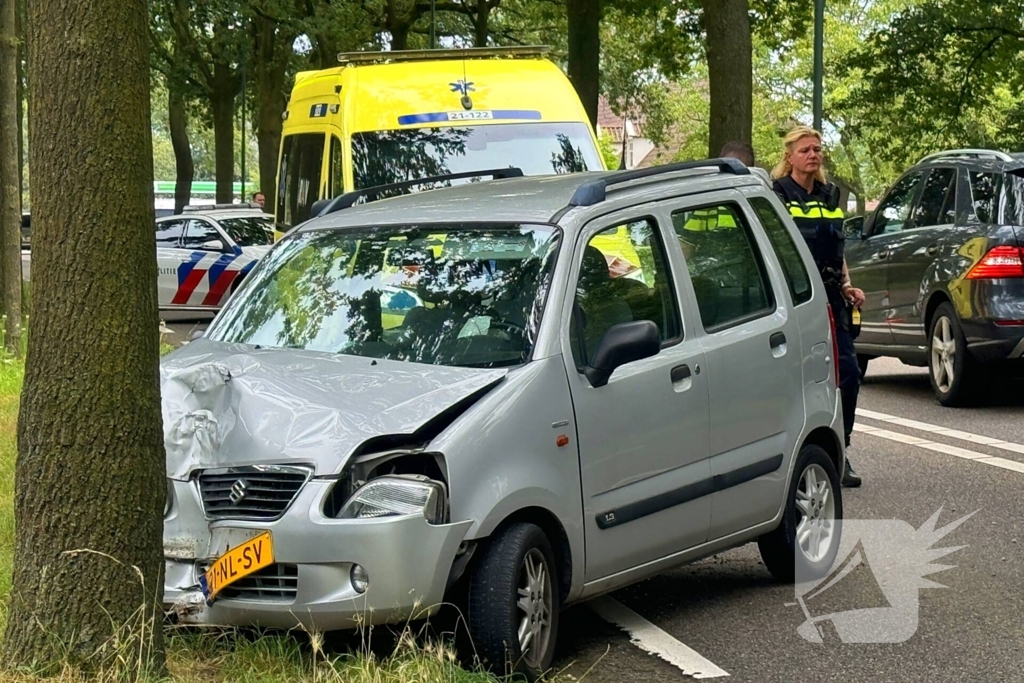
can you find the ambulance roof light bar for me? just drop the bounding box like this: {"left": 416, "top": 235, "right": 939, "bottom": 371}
{"left": 338, "top": 45, "right": 550, "bottom": 65}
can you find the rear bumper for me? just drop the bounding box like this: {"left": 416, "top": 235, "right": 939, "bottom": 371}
{"left": 962, "top": 320, "right": 1024, "bottom": 363}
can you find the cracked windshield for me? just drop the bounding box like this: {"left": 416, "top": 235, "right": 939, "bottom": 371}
{"left": 208, "top": 225, "right": 560, "bottom": 367}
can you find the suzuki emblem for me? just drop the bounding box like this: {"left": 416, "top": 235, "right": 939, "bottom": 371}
{"left": 229, "top": 479, "right": 250, "bottom": 504}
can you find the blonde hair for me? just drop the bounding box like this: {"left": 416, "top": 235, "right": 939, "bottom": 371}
{"left": 771, "top": 125, "right": 827, "bottom": 183}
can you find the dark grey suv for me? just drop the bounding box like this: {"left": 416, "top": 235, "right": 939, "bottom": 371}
{"left": 846, "top": 149, "right": 1024, "bottom": 406}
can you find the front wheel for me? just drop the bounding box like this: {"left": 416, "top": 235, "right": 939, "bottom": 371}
{"left": 758, "top": 445, "right": 843, "bottom": 583}
{"left": 467, "top": 523, "right": 559, "bottom": 681}
{"left": 928, "top": 302, "right": 979, "bottom": 407}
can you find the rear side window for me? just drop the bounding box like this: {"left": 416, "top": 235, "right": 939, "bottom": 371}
{"left": 672, "top": 203, "right": 775, "bottom": 331}
{"left": 1004, "top": 172, "right": 1024, "bottom": 226}
{"left": 912, "top": 168, "right": 956, "bottom": 227}
{"left": 155, "top": 219, "right": 185, "bottom": 248}
{"left": 969, "top": 171, "right": 1002, "bottom": 224}
{"left": 749, "top": 197, "right": 812, "bottom": 305}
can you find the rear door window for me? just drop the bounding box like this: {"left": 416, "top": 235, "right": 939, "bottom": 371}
{"left": 671, "top": 203, "right": 776, "bottom": 331}
{"left": 749, "top": 197, "right": 812, "bottom": 305}
{"left": 276, "top": 133, "right": 325, "bottom": 232}
{"left": 911, "top": 168, "right": 956, "bottom": 228}
{"left": 182, "top": 220, "right": 223, "bottom": 251}
{"left": 969, "top": 171, "right": 1002, "bottom": 224}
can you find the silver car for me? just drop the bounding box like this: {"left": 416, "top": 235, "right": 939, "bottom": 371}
{"left": 162, "top": 160, "right": 845, "bottom": 679}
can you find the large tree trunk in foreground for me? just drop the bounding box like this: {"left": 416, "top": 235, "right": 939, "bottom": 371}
{"left": 702, "top": 0, "right": 752, "bottom": 157}
{"left": 168, "top": 84, "right": 193, "bottom": 214}
{"left": 567, "top": 0, "right": 600, "bottom": 129}
{"left": 1, "top": 0, "right": 23, "bottom": 355}
{"left": 2, "top": 0, "right": 165, "bottom": 672}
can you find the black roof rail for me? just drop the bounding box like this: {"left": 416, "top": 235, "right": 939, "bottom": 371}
{"left": 566, "top": 157, "right": 751, "bottom": 208}
{"left": 313, "top": 167, "right": 525, "bottom": 218}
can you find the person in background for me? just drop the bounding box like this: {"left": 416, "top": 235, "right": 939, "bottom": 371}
{"left": 252, "top": 192, "right": 265, "bottom": 209}
{"left": 771, "top": 126, "right": 864, "bottom": 488}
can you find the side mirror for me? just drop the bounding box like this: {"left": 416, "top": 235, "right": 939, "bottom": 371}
{"left": 202, "top": 239, "right": 225, "bottom": 252}
{"left": 310, "top": 198, "right": 332, "bottom": 218}
{"left": 843, "top": 216, "right": 864, "bottom": 239}
{"left": 189, "top": 329, "right": 205, "bottom": 342}
{"left": 585, "top": 320, "right": 661, "bottom": 388}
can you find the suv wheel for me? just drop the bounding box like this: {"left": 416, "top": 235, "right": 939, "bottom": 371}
{"left": 758, "top": 444, "right": 843, "bottom": 583}
{"left": 467, "top": 523, "right": 559, "bottom": 681}
{"left": 928, "top": 302, "right": 979, "bottom": 407}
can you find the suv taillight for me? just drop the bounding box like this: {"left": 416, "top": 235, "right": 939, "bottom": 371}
{"left": 966, "top": 245, "right": 1024, "bottom": 279}
{"left": 827, "top": 304, "right": 840, "bottom": 387}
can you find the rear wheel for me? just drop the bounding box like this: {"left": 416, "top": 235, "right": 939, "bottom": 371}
{"left": 467, "top": 523, "right": 559, "bottom": 681}
{"left": 928, "top": 303, "right": 980, "bottom": 407}
{"left": 758, "top": 444, "right": 843, "bottom": 583}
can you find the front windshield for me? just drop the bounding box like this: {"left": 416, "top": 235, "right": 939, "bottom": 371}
{"left": 208, "top": 224, "right": 561, "bottom": 368}
{"left": 351, "top": 122, "right": 602, "bottom": 190}
{"left": 218, "top": 216, "right": 274, "bottom": 247}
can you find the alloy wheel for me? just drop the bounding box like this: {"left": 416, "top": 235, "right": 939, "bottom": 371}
{"left": 516, "top": 548, "right": 553, "bottom": 669}
{"left": 931, "top": 316, "right": 956, "bottom": 394}
{"left": 795, "top": 464, "right": 836, "bottom": 563}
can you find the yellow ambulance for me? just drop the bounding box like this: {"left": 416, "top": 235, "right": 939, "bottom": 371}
{"left": 273, "top": 46, "right": 605, "bottom": 240}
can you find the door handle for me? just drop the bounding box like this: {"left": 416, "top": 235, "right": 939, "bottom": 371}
{"left": 926, "top": 244, "right": 939, "bottom": 256}
{"left": 874, "top": 249, "right": 889, "bottom": 261}
{"left": 770, "top": 332, "right": 787, "bottom": 348}
{"left": 670, "top": 364, "right": 691, "bottom": 383}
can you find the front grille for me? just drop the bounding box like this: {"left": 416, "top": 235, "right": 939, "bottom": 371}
{"left": 198, "top": 465, "right": 312, "bottom": 520}
{"left": 202, "top": 563, "right": 299, "bottom": 602}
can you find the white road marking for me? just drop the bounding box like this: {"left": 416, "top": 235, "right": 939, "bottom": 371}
{"left": 854, "top": 424, "right": 1024, "bottom": 473}
{"left": 857, "top": 408, "right": 1024, "bottom": 455}
{"left": 590, "top": 596, "right": 730, "bottom": 679}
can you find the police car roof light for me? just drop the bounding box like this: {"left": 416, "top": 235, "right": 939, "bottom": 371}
{"left": 337, "top": 46, "right": 550, "bottom": 65}
{"left": 566, "top": 157, "right": 751, "bottom": 209}
{"left": 182, "top": 202, "right": 264, "bottom": 212}
{"left": 315, "top": 167, "right": 526, "bottom": 217}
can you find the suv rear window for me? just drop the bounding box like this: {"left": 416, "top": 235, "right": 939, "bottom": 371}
{"left": 969, "top": 171, "right": 1002, "bottom": 224}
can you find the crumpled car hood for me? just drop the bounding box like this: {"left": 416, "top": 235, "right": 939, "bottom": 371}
{"left": 162, "top": 340, "right": 506, "bottom": 479}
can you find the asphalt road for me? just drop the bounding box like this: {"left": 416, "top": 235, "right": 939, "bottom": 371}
{"left": 162, "top": 318, "right": 1023, "bottom": 681}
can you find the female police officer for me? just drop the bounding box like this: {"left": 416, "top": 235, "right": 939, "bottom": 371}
{"left": 771, "top": 126, "right": 864, "bottom": 488}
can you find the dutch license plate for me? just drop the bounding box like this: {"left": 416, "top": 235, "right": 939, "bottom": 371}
{"left": 199, "top": 531, "right": 274, "bottom": 602}
{"left": 447, "top": 110, "right": 493, "bottom": 121}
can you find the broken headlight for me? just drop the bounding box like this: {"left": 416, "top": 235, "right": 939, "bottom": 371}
{"left": 337, "top": 476, "right": 446, "bottom": 524}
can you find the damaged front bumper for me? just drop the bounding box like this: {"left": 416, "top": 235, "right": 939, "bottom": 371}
{"left": 163, "top": 478, "right": 472, "bottom": 631}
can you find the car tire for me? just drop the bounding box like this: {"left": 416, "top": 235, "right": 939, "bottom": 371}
{"left": 467, "top": 523, "right": 559, "bottom": 681}
{"left": 928, "top": 302, "right": 979, "bottom": 407}
{"left": 857, "top": 354, "right": 871, "bottom": 381}
{"left": 758, "top": 444, "right": 843, "bottom": 584}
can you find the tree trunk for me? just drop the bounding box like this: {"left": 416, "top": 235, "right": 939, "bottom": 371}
{"left": 474, "top": 0, "right": 492, "bottom": 47}
{"left": 0, "top": 0, "right": 22, "bottom": 355}
{"left": 254, "top": 15, "right": 290, "bottom": 204}
{"left": 385, "top": 0, "right": 421, "bottom": 51}
{"left": 701, "top": 0, "right": 752, "bottom": 157}
{"left": 16, "top": 0, "right": 25, "bottom": 207}
{"left": 1, "top": 0, "right": 165, "bottom": 672}
{"left": 210, "top": 80, "right": 235, "bottom": 204}
{"left": 567, "top": 0, "right": 600, "bottom": 128}
{"left": 168, "top": 84, "right": 193, "bottom": 214}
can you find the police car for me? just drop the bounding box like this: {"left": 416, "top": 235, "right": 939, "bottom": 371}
{"left": 155, "top": 204, "right": 274, "bottom": 310}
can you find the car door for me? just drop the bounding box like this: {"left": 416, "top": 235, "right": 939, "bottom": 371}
{"left": 179, "top": 218, "right": 235, "bottom": 308}
{"left": 886, "top": 167, "right": 957, "bottom": 347}
{"left": 665, "top": 194, "right": 803, "bottom": 539}
{"left": 155, "top": 218, "right": 189, "bottom": 308}
{"left": 564, "top": 209, "right": 712, "bottom": 582}
{"left": 846, "top": 171, "right": 925, "bottom": 347}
